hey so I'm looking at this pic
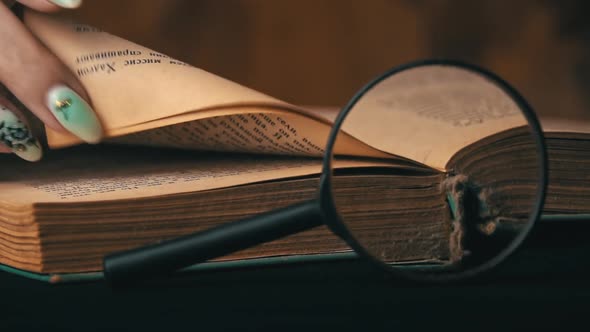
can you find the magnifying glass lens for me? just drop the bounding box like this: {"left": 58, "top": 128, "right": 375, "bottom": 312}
{"left": 328, "top": 63, "right": 544, "bottom": 278}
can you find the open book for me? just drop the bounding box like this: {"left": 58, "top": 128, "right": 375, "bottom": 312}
{"left": 0, "top": 12, "right": 588, "bottom": 280}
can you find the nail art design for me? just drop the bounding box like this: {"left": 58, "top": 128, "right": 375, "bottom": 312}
{"left": 47, "top": 85, "right": 103, "bottom": 144}
{"left": 55, "top": 98, "right": 73, "bottom": 120}
{"left": 47, "top": 0, "right": 83, "bottom": 9}
{"left": 0, "top": 106, "right": 42, "bottom": 162}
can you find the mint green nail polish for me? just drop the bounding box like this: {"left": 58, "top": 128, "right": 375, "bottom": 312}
{"left": 47, "top": 0, "right": 83, "bottom": 9}
{"left": 0, "top": 106, "right": 43, "bottom": 162}
{"left": 47, "top": 85, "right": 103, "bottom": 144}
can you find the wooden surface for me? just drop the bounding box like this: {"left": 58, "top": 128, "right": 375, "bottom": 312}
{"left": 60, "top": 0, "right": 590, "bottom": 121}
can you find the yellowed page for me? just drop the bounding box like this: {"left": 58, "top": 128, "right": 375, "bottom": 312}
{"left": 339, "top": 66, "right": 528, "bottom": 170}
{"left": 109, "top": 107, "right": 390, "bottom": 158}
{"left": 0, "top": 148, "right": 416, "bottom": 204}
{"left": 24, "top": 12, "right": 526, "bottom": 171}
{"left": 24, "top": 11, "right": 397, "bottom": 163}
{"left": 23, "top": 12, "right": 301, "bottom": 144}
{"left": 541, "top": 117, "right": 590, "bottom": 134}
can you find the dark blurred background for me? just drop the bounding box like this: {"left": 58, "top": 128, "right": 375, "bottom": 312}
{"left": 61, "top": 0, "right": 590, "bottom": 121}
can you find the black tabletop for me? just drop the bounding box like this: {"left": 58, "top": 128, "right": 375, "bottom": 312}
{"left": 2, "top": 251, "right": 589, "bottom": 332}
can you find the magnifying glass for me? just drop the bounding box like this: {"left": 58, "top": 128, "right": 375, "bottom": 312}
{"left": 103, "top": 59, "right": 547, "bottom": 286}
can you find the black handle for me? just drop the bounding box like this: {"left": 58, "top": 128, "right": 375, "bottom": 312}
{"left": 103, "top": 200, "right": 324, "bottom": 286}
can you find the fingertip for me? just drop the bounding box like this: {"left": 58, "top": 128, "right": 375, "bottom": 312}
{"left": 16, "top": 0, "right": 82, "bottom": 12}
{"left": 0, "top": 148, "right": 43, "bottom": 162}
{"left": 15, "top": 142, "right": 43, "bottom": 161}
{"left": 46, "top": 85, "right": 104, "bottom": 144}
{"left": 15, "top": 0, "right": 60, "bottom": 12}
{"left": 43, "top": 117, "right": 70, "bottom": 134}
{"left": 0, "top": 104, "right": 44, "bottom": 162}
{"left": 45, "top": 0, "right": 81, "bottom": 9}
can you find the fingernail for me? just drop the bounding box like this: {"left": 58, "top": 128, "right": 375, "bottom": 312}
{"left": 0, "top": 105, "right": 43, "bottom": 162}
{"left": 47, "top": 85, "right": 103, "bottom": 144}
{"left": 47, "top": 0, "right": 83, "bottom": 9}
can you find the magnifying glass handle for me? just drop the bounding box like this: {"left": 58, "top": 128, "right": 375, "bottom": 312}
{"left": 103, "top": 200, "right": 324, "bottom": 287}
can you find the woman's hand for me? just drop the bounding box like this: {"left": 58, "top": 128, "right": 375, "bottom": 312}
{"left": 0, "top": 0, "right": 103, "bottom": 162}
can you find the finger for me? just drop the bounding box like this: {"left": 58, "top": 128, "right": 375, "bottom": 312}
{"left": 1, "top": 0, "right": 15, "bottom": 8}
{"left": 0, "top": 96, "right": 43, "bottom": 162}
{"left": 0, "top": 5, "right": 103, "bottom": 144}
{"left": 16, "top": 0, "right": 82, "bottom": 12}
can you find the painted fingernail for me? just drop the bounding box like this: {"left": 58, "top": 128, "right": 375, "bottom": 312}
{"left": 0, "top": 105, "right": 43, "bottom": 162}
{"left": 47, "top": 0, "right": 83, "bottom": 9}
{"left": 47, "top": 85, "right": 103, "bottom": 144}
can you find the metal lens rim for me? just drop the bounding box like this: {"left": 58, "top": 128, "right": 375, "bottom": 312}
{"left": 319, "top": 59, "right": 548, "bottom": 283}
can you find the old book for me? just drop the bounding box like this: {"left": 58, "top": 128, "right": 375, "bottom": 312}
{"left": 0, "top": 12, "right": 589, "bottom": 280}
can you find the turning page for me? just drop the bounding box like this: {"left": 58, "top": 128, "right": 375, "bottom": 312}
{"left": 24, "top": 11, "right": 394, "bottom": 160}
